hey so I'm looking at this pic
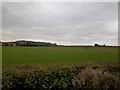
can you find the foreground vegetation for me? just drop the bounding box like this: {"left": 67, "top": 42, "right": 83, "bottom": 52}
{"left": 2, "top": 62, "right": 120, "bottom": 90}
{"left": 2, "top": 47, "right": 119, "bottom": 89}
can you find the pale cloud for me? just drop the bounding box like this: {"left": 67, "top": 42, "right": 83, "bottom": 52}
{"left": 2, "top": 2, "right": 118, "bottom": 45}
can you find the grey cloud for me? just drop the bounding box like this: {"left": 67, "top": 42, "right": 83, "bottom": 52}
{"left": 2, "top": 2, "right": 118, "bottom": 45}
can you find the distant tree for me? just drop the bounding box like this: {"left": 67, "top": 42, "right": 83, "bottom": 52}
{"left": 103, "top": 44, "right": 106, "bottom": 47}
{"left": 94, "top": 44, "right": 99, "bottom": 47}
{"left": 53, "top": 43, "right": 57, "bottom": 46}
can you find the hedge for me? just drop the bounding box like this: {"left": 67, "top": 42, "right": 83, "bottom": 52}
{"left": 2, "top": 64, "right": 120, "bottom": 90}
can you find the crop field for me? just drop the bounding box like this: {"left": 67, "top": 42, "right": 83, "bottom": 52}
{"left": 2, "top": 46, "right": 118, "bottom": 64}
{"left": 2, "top": 46, "right": 120, "bottom": 89}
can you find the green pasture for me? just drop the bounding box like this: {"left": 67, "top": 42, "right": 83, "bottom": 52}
{"left": 2, "top": 47, "right": 118, "bottom": 64}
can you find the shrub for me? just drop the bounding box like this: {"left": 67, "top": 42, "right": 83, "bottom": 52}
{"left": 72, "top": 68, "right": 119, "bottom": 90}
{"left": 2, "top": 67, "right": 79, "bottom": 90}
{"left": 2, "top": 64, "right": 120, "bottom": 90}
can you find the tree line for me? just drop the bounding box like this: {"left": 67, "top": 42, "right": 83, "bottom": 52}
{"left": 1, "top": 40, "right": 57, "bottom": 47}
{"left": 1, "top": 40, "right": 119, "bottom": 47}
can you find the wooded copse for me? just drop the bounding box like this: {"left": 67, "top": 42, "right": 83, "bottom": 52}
{"left": 1, "top": 40, "right": 57, "bottom": 46}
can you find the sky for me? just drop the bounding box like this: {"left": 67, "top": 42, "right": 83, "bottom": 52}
{"left": 2, "top": 0, "right": 120, "bottom": 2}
{"left": 2, "top": 2, "right": 118, "bottom": 45}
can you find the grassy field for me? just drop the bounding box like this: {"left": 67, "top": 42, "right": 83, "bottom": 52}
{"left": 2, "top": 46, "right": 119, "bottom": 89}
{"left": 2, "top": 46, "right": 118, "bottom": 64}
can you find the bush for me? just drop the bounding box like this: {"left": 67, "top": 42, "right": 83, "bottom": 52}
{"left": 72, "top": 68, "right": 119, "bottom": 90}
{"left": 2, "top": 67, "right": 79, "bottom": 90}
{"left": 2, "top": 64, "right": 120, "bottom": 90}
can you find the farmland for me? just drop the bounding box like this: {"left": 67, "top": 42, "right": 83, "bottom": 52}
{"left": 2, "top": 46, "right": 118, "bottom": 64}
{"left": 2, "top": 46, "right": 119, "bottom": 90}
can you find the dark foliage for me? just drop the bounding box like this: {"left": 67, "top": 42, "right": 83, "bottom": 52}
{"left": 2, "top": 64, "right": 120, "bottom": 90}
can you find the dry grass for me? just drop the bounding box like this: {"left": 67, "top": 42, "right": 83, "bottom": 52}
{"left": 72, "top": 67, "right": 120, "bottom": 89}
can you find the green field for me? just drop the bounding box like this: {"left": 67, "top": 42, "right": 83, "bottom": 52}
{"left": 2, "top": 47, "right": 119, "bottom": 89}
{"left": 2, "top": 47, "right": 118, "bottom": 64}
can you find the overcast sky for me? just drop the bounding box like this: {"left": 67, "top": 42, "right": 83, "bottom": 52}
{"left": 2, "top": 2, "right": 118, "bottom": 45}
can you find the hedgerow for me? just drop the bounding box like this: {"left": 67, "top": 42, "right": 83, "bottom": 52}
{"left": 2, "top": 63, "right": 120, "bottom": 90}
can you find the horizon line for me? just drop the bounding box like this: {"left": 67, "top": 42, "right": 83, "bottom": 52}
{"left": 0, "top": 39, "right": 119, "bottom": 46}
